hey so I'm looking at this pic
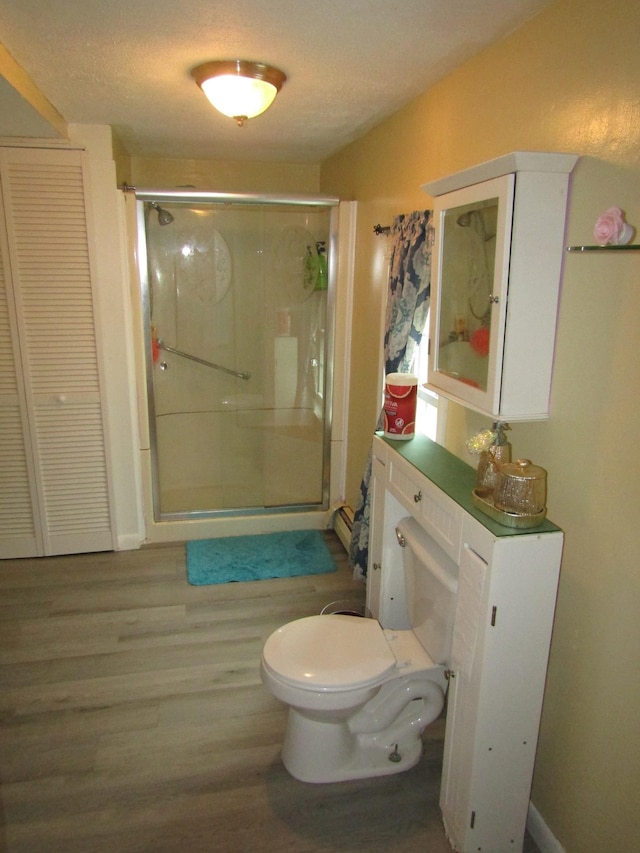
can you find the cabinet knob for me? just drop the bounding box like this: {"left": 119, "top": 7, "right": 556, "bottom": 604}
{"left": 413, "top": 490, "right": 422, "bottom": 503}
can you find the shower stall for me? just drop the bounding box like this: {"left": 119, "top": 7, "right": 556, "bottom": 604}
{"left": 133, "top": 189, "right": 350, "bottom": 538}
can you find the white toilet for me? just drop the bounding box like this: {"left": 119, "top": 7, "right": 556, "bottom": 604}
{"left": 260, "top": 515, "right": 458, "bottom": 783}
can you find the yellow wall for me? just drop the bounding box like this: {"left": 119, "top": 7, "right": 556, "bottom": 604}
{"left": 321, "top": 0, "right": 640, "bottom": 850}
{"left": 129, "top": 156, "right": 320, "bottom": 195}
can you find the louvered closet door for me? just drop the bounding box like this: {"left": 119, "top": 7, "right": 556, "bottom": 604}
{"left": 0, "top": 147, "right": 114, "bottom": 557}
{"left": 0, "top": 200, "right": 41, "bottom": 558}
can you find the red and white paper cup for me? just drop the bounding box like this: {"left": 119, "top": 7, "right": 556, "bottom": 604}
{"left": 383, "top": 373, "right": 418, "bottom": 440}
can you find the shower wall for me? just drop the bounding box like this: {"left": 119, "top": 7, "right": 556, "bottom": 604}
{"left": 138, "top": 195, "right": 339, "bottom": 524}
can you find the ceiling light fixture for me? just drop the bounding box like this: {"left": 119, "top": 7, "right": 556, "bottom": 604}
{"left": 191, "top": 60, "right": 287, "bottom": 127}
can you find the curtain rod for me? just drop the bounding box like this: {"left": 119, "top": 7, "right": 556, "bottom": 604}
{"left": 373, "top": 224, "right": 390, "bottom": 235}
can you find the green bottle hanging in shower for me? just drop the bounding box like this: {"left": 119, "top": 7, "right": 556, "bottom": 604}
{"left": 314, "top": 241, "right": 328, "bottom": 291}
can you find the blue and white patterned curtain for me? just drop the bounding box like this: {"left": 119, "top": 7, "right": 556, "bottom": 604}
{"left": 349, "top": 210, "right": 434, "bottom": 581}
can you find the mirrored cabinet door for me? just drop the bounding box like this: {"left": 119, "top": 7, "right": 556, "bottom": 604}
{"left": 425, "top": 152, "right": 578, "bottom": 422}
{"left": 430, "top": 174, "right": 514, "bottom": 415}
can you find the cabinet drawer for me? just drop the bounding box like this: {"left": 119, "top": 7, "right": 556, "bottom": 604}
{"left": 386, "top": 451, "right": 462, "bottom": 562}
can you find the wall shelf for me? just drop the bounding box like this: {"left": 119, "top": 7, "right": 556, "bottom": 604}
{"left": 567, "top": 244, "right": 640, "bottom": 252}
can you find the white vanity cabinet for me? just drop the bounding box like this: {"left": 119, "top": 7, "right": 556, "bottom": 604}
{"left": 424, "top": 152, "right": 578, "bottom": 421}
{"left": 367, "top": 435, "right": 563, "bottom": 852}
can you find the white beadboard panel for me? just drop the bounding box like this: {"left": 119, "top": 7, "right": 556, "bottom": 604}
{"left": 0, "top": 147, "right": 114, "bottom": 557}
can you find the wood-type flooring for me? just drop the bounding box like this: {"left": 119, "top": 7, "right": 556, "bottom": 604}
{"left": 0, "top": 532, "right": 540, "bottom": 852}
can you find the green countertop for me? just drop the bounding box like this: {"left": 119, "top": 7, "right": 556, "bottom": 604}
{"left": 379, "top": 432, "right": 561, "bottom": 537}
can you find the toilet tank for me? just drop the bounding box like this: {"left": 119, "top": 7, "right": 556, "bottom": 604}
{"left": 396, "top": 516, "right": 459, "bottom": 665}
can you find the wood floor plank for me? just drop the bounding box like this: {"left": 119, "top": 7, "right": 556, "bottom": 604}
{"left": 0, "top": 702, "right": 161, "bottom": 744}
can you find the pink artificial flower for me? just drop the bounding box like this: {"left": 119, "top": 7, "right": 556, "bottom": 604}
{"left": 593, "top": 207, "right": 631, "bottom": 246}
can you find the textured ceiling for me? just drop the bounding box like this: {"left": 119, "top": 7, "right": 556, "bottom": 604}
{"left": 0, "top": 0, "right": 551, "bottom": 163}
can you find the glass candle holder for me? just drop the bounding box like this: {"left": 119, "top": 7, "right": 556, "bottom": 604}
{"left": 494, "top": 459, "right": 547, "bottom": 516}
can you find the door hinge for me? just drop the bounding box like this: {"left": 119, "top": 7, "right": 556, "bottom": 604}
{"left": 490, "top": 605, "right": 497, "bottom": 627}
{"left": 470, "top": 810, "right": 476, "bottom": 828}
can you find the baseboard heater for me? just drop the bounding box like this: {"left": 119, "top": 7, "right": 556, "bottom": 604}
{"left": 332, "top": 504, "right": 354, "bottom": 553}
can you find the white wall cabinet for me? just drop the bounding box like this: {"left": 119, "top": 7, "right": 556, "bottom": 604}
{"left": 424, "top": 152, "right": 578, "bottom": 421}
{"left": 368, "top": 434, "right": 563, "bottom": 852}
{"left": 0, "top": 146, "right": 116, "bottom": 558}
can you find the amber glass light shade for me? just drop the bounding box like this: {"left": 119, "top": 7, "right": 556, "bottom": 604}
{"left": 191, "top": 60, "right": 286, "bottom": 125}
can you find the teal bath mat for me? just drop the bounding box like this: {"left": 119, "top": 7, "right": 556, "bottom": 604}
{"left": 186, "top": 529, "right": 337, "bottom": 585}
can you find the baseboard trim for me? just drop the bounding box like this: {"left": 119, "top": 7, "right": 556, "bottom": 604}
{"left": 527, "top": 802, "right": 565, "bottom": 853}
{"left": 116, "top": 533, "right": 143, "bottom": 551}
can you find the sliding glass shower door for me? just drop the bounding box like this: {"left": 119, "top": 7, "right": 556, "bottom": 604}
{"left": 137, "top": 193, "right": 337, "bottom": 519}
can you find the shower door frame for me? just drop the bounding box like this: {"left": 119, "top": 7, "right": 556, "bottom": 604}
{"left": 134, "top": 189, "right": 341, "bottom": 523}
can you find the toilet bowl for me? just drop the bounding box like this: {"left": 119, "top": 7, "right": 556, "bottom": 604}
{"left": 261, "top": 614, "right": 448, "bottom": 783}
{"left": 260, "top": 515, "right": 458, "bottom": 783}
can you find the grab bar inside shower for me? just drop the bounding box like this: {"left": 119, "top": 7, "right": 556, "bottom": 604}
{"left": 156, "top": 339, "right": 251, "bottom": 380}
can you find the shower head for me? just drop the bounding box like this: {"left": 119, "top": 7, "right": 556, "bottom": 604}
{"left": 457, "top": 204, "right": 498, "bottom": 232}
{"left": 149, "top": 202, "right": 174, "bottom": 226}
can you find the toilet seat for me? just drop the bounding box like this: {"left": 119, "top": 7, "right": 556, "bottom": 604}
{"left": 262, "top": 614, "right": 396, "bottom": 691}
